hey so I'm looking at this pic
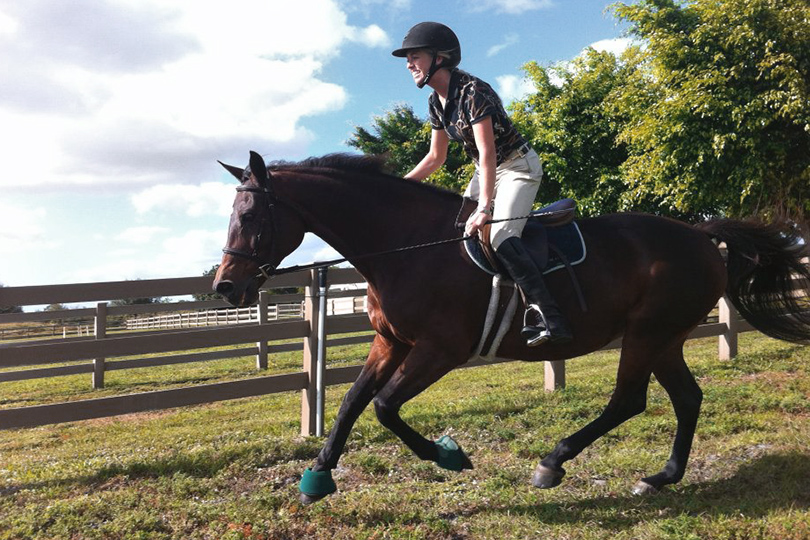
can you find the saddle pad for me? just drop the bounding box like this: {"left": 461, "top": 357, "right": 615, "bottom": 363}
{"left": 464, "top": 221, "right": 587, "bottom": 276}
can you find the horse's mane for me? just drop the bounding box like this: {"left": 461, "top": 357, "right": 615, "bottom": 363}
{"left": 269, "top": 153, "right": 460, "bottom": 200}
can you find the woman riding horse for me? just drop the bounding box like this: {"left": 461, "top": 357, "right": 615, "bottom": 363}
{"left": 214, "top": 151, "right": 810, "bottom": 504}
{"left": 393, "top": 21, "right": 572, "bottom": 347}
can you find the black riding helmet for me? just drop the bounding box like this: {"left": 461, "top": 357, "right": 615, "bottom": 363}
{"left": 392, "top": 22, "right": 461, "bottom": 89}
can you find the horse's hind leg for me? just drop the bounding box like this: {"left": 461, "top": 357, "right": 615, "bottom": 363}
{"left": 534, "top": 340, "right": 654, "bottom": 489}
{"left": 373, "top": 342, "right": 473, "bottom": 470}
{"left": 633, "top": 348, "right": 702, "bottom": 494}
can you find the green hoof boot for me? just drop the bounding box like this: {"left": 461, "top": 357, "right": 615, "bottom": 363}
{"left": 299, "top": 468, "right": 336, "bottom": 503}
{"left": 434, "top": 435, "right": 473, "bottom": 471}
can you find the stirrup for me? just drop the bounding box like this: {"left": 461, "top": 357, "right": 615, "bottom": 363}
{"left": 524, "top": 326, "right": 551, "bottom": 347}
{"left": 521, "top": 305, "right": 550, "bottom": 347}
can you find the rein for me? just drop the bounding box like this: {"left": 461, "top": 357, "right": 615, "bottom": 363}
{"left": 223, "top": 181, "right": 573, "bottom": 280}
{"left": 265, "top": 234, "right": 477, "bottom": 277}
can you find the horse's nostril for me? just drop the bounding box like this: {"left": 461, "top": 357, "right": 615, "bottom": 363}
{"left": 215, "top": 280, "right": 235, "bottom": 296}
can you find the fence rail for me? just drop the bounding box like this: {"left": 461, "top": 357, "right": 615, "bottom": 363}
{"left": 0, "top": 268, "right": 760, "bottom": 433}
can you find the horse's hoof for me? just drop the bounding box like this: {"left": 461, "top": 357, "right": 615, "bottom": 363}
{"left": 532, "top": 464, "right": 565, "bottom": 489}
{"left": 298, "top": 467, "right": 337, "bottom": 503}
{"left": 435, "top": 435, "right": 473, "bottom": 471}
{"left": 299, "top": 491, "right": 329, "bottom": 505}
{"left": 631, "top": 480, "right": 658, "bottom": 496}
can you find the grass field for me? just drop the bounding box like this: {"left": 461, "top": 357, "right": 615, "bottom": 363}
{"left": 0, "top": 333, "right": 808, "bottom": 539}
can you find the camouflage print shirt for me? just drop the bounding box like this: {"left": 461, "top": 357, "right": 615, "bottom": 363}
{"left": 428, "top": 69, "right": 526, "bottom": 165}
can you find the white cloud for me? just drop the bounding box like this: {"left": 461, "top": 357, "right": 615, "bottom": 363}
{"left": 472, "top": 0, "right": 554, "bottom": 14}
{"left": 0, "top": 0, "right": 389, "bottom": 191}
{"left": 487, "top": 33, "right": 519, "bottom": 58}
{"left": 349, "top": 24, "right": 390, "bottom": 48}
{"left": 131, "top": 182, "right": 234, "bottom": 217}
{"left": 588, "top": 37, "right": 634, "bottom": 57}
{"left": 117, "top": 226, "right": 169, "bottom": 244}
{"left": 0, "top": 202, "right": 52, "bottom": 252}
{"left": 496, "top": 75, "right": 537, "bottom": 104}
{"left": 73, "top": 228, "right": 226, "bottom": 283}
{"left": 0, "top": 9, "right": 18, "bottom": 36}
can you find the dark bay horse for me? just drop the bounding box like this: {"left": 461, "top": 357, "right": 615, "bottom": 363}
{"left": 213, "top": 151, "right": 810, "bottom": 503}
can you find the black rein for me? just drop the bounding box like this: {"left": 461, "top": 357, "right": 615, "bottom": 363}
{"left": 222, "top": 183, "right": 575, "bottom": 280}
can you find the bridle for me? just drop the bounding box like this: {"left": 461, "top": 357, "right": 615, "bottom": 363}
{"left": 221, "top": 183, "right": 279, "bottom": 279}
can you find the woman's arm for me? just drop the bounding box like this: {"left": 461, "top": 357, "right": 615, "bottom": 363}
{"left": 404, "top": 128, "right": 449, "bottom": 181}
{"left": 465, "top": 116, "right": 497, "bottom": 236}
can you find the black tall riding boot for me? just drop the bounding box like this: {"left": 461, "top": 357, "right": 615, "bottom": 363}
{"left": 495, "top": 237, "right": 573, "bottom": 347}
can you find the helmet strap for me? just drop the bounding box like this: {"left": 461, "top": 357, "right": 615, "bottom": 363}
{"left": 417, "top": 50, "right": 440, "bottom": 89}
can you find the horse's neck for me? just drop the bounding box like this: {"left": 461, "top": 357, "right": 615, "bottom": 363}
{"left": 277, "top": 169, "right": 458, "bottom": 274}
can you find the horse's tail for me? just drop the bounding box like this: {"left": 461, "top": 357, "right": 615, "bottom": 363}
{"left": 697, "top": 219, "right": 810, "bottom": 344}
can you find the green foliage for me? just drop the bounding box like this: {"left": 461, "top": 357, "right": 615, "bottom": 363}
{"left": 351, "top": 0, "right": 809, "bottom": 220}
{"left": 347, "top": 104, "right": 471, "bottom": 192}
{"left": 612, "top": 0, "right": 810, "bottom": 220}
{"left": 110, "top": 296, "right": 166, "bottom": 307}
{"left": 193, "top": 264, "right": 222, "bottom": 302}
{"left": 512, "top": 51, "right": 641, "bottom": 216}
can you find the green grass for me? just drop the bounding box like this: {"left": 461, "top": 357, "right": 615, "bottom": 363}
{"left": 1, "top": 333, "right": 808, "bottom": 539}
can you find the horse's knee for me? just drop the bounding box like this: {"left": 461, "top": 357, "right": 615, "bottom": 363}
{"left": 608, "top": 391, "right": 647, "bottom": 421}
{"left": 373, "top": 396, "right": 398, "bottom": 428}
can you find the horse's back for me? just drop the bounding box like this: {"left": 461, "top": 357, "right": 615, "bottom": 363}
{"left": 524, "top": 213, "right": 728, "bottom": 357}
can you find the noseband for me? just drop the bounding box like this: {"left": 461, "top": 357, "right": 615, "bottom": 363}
{"left": 221, "top": 184, "right": 278, "bottom": 279}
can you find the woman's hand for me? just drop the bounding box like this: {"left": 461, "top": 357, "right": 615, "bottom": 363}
{"left": 465, "top": 209, "right": 490, "bottom": 237}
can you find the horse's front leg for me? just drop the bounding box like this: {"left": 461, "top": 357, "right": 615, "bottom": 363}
{"left": 299, "top": 334, "right": 407, "bottom": 504}
{"left": 372, "top": 341, "right": 473, "bottom": 471}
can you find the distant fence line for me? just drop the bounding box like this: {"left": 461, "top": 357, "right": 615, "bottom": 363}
{"left": 0, "top": 267, "right": 763, "bottom": 434}
{"left": 123, "top": 296, "right": 366, "bottom": 331}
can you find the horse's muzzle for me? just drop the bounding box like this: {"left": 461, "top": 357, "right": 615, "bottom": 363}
{"left": 213, "top": 278, "right": 257, "bottom": 307}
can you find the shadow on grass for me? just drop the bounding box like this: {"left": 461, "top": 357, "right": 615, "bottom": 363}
{"left": 0, "top": 437, "right": 323, "bottom": 497}
{"left": 500, "top": 452, "right": 810, "bottom": 530}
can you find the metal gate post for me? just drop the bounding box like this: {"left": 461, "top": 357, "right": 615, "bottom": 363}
{"left": 314, "top": 267, "right": 328, "bottom": 437}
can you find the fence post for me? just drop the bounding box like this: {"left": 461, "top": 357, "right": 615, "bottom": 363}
{"left": 544, "top": 360, "right": 565, "bottom": 392}
{"left": 256, "top": 290, "right": 269, "bottom": 370}
{"left": 314, "top": 267, "right": 328, "bottom": 437}
{"left": 301, "top": 270, "right": 320, "bottom": 436}
{"left": 719, "top": 295, "right": 738, "bottom": 360}
{"left": 93, "top": 302, "right": 107, "bottom": 389}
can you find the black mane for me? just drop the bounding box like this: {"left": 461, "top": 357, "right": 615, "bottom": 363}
{"left": 269, "top": 153, "right": 390, "bottom": 176}
{"left": 269, "top": 153, "right": 460, "bottom": 199}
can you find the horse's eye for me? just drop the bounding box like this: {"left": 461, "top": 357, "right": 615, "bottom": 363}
{"left": 241, "top": 213, "right": 255, "bottom": 223}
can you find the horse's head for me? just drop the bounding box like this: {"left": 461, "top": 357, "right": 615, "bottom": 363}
{"left": 212, "top": 151, "right": 305, "bottom": 306}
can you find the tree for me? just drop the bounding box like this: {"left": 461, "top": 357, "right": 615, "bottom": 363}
{"left": 347, "top": 104, "right": 472, "bottom": 193}
{"left": 511, "top": 50, "right": 642, "bottom": 216}
{"left": 193, "top": 264, "right": 222, "bottom": 301}
{"left": 612, "top": 0, "right": 810, "bottom": 220}
{"left": 110, "top": 297, "right": 165, "bottom": 306}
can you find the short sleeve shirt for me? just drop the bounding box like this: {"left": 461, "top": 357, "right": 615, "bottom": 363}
{"left": 428, "top": 69, "right": 526, "bottom": 165}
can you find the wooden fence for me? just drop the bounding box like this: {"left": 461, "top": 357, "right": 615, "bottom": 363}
{"left": 0, "top": 268, "right": 755, "bottom": 435}
{"left": 123, "top": 295, "right": 364, "bottom": 330}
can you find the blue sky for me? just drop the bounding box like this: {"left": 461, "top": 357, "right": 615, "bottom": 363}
{"left": 0, "top": 0, "right": 630, "bottom": 293}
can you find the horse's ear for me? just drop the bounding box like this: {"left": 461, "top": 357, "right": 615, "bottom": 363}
{"left": 218, "top": 161, "right": 245, "bottom": 182}
{"left": 249, "top": 151, "right": 269, "bottom": 187}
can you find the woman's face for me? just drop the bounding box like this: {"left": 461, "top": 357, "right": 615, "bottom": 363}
{"left": 406, "top": 49, "right": 436, "bottom": 86}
